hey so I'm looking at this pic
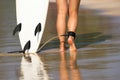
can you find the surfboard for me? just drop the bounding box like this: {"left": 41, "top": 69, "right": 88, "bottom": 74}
{"left": 13, "top": 0, "right": 49, "bottom": 53}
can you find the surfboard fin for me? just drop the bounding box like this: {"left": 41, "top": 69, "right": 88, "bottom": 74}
{"left": 13, "top": 23, "right": 22, "bottom": 36}
{"left": 23, "top": 40, "right": 31, "bottom": 53}
{"left": 34, "top": 23, "right": 41, "bottom": 36}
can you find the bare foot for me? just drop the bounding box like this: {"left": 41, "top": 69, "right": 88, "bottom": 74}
{"left": 67, "top": 36, "right": 77, "bottom": 51}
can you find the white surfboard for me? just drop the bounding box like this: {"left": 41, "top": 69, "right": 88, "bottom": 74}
{"left": 14, "top": 0, "right": 49, "bottom": 53}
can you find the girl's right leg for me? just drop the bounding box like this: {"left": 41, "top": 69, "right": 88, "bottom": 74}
{"left": 56, "top": 0, "right": 68, "bottom": 51}
{"left": 67, "top": 0, "right": 80, "bottom": 51}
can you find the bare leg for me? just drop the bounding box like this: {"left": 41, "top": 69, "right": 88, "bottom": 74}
{"left": 56, "top": 0, "right": 68, "bottom": 51}
{"left": 67, "top": 0, "right": 80, "bottom": 51}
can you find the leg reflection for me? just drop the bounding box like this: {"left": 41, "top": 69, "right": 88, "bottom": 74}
{"left": 69, "top": 51, "right": 82, "bottom": 80}
{"left": 60, "top": 51, "right": 82, "bottom": 80}
{"left": 60, "top": 52, "right": 69, "bottom": 80}
{"left": 20, "top": 53, "right": 49, "bottom": 80}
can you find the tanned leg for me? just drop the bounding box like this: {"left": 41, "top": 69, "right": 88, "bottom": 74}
{"left": 67, "top": 0, "right": 80, "bottom": 51}
{"left": 56, "top": 0, "right": 68, "bottom": 51}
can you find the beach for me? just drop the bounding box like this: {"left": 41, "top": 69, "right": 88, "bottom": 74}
{"left": 0, "top": 0, "right": 120, "bottom": 80}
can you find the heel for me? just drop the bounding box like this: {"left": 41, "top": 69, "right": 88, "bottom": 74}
{"left": 60, "top": 31, "right": 77, "bottom": 51}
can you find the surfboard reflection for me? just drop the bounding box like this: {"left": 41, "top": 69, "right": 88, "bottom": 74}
{"left": 19, "top": 53, "right": 49, "bottom": 80}
{"left": 60, "top": 51, "right": 82, "bottom": 80}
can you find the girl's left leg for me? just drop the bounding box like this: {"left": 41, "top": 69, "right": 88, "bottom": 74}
{"left": 56, "top": 0, "right": 68, "bottom": 52}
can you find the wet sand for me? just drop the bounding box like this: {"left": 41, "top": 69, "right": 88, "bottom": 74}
{"left": 0, "top": 0, "right": 120, "bottom": 80}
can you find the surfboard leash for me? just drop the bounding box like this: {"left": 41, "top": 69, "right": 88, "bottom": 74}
{"left": 8, "top": 36, "right": 58, "bottom": 53}
{"left": 37, "top": 36, "right": 58, "bottom": 53}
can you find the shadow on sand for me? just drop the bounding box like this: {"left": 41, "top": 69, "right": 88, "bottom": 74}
{"left": 40, "top": 32, "right": 112, "bottom": 51}
{"left": 75, "top": 32, "right": 112, "bottom": 49}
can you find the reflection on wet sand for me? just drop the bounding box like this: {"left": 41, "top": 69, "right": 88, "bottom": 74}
{"left": 20, "top": 53, "right": 49, "bottom": 80}
{"left": 60, "top": 51, "right": 82, "bottom": 80}
{"left": 0, "top": 0, "right": 120, "bottom": 80}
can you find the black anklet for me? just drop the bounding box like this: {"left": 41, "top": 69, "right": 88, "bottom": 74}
{"left": 60, "top": 31, "right": 76, "bottom": 39}
{"left": 67, "top": 31, "right": 76, "bottom": 39}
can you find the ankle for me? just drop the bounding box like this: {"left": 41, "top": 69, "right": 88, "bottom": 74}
{"left": 60, "top": 41, "right": 65, "bottom": 52}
